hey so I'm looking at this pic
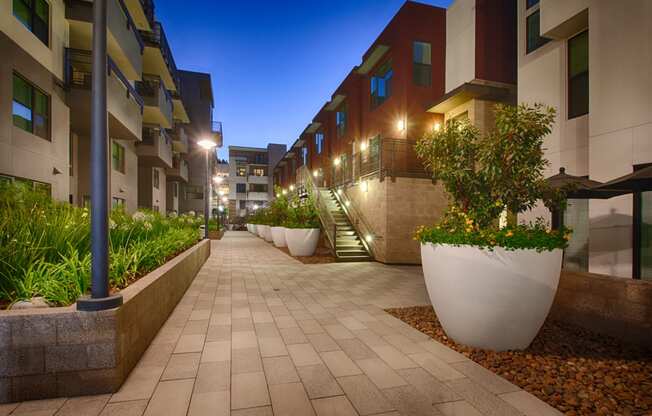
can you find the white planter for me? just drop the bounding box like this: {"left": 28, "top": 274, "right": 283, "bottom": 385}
{"left": 420, "top": 243, "right": 562, "bottom": 351}
{"left": 263, "top": 225, "right": 274, "bottom": 242}
{"left": 250, "top": 224, "right": 257, "bottom": 235}
{"left": 271, "top": 226, "right": 287, "bottom": 247}
{"left": 257, "top": 225, "right": 266, "bottom": 238}
{"left": 285, "top": 228, "right": 320, "bottom": 256}
{"left": 246, "top": 224, "right": 250, "bottom": 233}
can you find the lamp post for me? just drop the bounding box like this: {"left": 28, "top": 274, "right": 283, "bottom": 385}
{"left": 197, "top": 139, "right": 217, "bottom": 239}
{"left": 77, "top": 0, "right": 122, "bottom": 311}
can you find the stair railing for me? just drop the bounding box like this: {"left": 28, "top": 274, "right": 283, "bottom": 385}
{"left": 298, "top": 166, "right": 338, "bottom": 254}
{"left": 331, "top": 187, "right": 375, "bottom": 258}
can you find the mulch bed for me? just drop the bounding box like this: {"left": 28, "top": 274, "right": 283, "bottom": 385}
{"left": 278, "top": 246, "right": 337, "bottom": 264}
{"left": 385, "top": 306, "right": 652, "bottom": 416}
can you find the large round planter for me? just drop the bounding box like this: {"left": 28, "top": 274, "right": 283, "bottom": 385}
{"left": 271, "top": 226, "right": 287, "bottom": 247}
{"left": 257, "top": 225, "right": 266, "bottom": 238}
{"left": 263, "top": 225, "right": 274, "bottom": 242}
{"left": 250, "top": 224, "right": 257, "bottom": 235}
{"left": 285, "top": 228, "right": 320, "bottom": 256}
{"left": 421, "top": 243, "right": 562, "bottom": 351}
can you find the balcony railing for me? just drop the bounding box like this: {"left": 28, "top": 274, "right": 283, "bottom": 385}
{"left": 140, "top": 21, "right": 178, "bottom": 82}
{"left": 64, "top": 48, "right": 144, "bottom": 113}
{"left": 116, "top": 0, "right": 144, "bottom": 53}
{"left": 139, "top": 0, "right": 155, "bottom": 29}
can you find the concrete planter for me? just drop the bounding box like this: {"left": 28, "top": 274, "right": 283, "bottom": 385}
{"left": 421, "top": 243, "right": 562, "bottom": 351}
{"left": 271, "top": 226, "right": 287, "bottom": 247}
{"left": 0, "top": 240, "right": 210, "bottom": 403}
{"left": 250, "top": 224, "right": 257, "bottom": 235}
{"left": 285, "top": 228, "right": 320, "bottom": 256}
{"left": 208, "top": 229, "right": 224, "bottom": 240}
{"left": 257, "top": 224, "right": 267, "bottom": 238}
{"left": 263, "top": 225, "right": 274, "bottom": 242}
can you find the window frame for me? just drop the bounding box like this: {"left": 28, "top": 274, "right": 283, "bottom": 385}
{"left": 236, "top": 183, "right": 246, "bottom": 194}
{"left": 525, "top": 7, "right": 551, "bottom": 55}
{"left": 413, "top": 41, "right": 432, "bottom": 87}
{"left": 567, "top": 30, "right": 589, "bottom": 120}
{"left": 370, "top": 60, "right": 393, "bottom": 109}
{"left": 315, "top": 132, "right": 324, "bottom": 154}
{"left": 12, "top": 72, "right": 51, "bottom": 141}
{"left": 111, "top": 141, "right": 126, "bottom": 173}
{"left": 336, "top": 104, "right": 347, "bottom": 137}
{"left": 153, "top": 168, "right": 160, "bottom": 189}
{"left": 13, "top": 0, "right": 50, "bottom": 47}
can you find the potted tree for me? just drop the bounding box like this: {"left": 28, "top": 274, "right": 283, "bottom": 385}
{"left": 284, "top": 193, "right": 320, "bottom": 256}
{"left": 415, "top": 104, "right": 569, "bottom": 351}
{"left": 270, "top": 187, "right": 289, "bottom": 248}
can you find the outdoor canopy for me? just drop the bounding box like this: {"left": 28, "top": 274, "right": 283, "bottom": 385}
{"left": 546, "top": 167, "right": 627, "bottom": 199}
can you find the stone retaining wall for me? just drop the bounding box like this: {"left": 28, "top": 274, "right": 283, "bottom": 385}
{"left": 550, "top": 270, "right": 652, "bottom": 348}
{"left": 0, "top": 239, "right": 210, "bottom": 403}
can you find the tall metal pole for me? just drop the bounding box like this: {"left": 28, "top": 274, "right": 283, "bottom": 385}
{"left": 204, "top": 150, "right": 210, "bottom": 239}
{"left": 77, "top": 0, "right": 122, "bottom": 311}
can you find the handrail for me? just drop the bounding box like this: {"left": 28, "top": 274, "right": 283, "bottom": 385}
{"left": 299, "top": 166, "right": 338, "bottom": 253}
{"left": 331, "top": 186, "right": 375, "bottom": 257}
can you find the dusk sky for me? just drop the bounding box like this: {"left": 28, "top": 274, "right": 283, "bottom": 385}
{"left": 157, "top": 0, "right": 452, "bottom": 159}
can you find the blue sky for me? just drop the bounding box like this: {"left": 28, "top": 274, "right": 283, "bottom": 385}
{"left": 157, "top": 0, "right": 452, "bottom": 159}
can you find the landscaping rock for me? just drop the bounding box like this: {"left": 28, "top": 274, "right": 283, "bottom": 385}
{"left": 10, "top": 297, "right": 49, "bottom": 310}
{"left": 386, "top": 306, "right": 652, "bottom": 416}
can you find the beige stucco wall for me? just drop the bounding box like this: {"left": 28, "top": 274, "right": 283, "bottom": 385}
{"left": 443, "top": 98, "right": 497, "bottom": 135}
{"left": 0, "top": 0, "right": 68, "bottom": 81}
{"left": 518, "top": 0, "right": 652, "bottom": 278}
{"left": 445, "top": 0, "right": 476, "bottom": 93}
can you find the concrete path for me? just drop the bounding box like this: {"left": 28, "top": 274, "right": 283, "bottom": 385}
{"left": 0, "top": 231, "right": 561, "bottom": 416}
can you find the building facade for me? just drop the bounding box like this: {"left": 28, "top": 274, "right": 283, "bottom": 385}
{"left": 1, "top": 0, "right": 221, "bottom": 217}
{"left": 274, "top": 0, "right": 516, "bottom": 264}
{"left": 518, "top": 0, "right": 652, "bottom": 279}
{"left": 229, "top": 144, "right": 286, "bottom": 219}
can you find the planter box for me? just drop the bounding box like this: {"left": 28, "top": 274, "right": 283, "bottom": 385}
{"left": 286, "top": 228, "right": 320, "bottom": 256}
{"left": 271, "top": 226, "right": 287, "bottom": 247}
{"left": 421, "top": 243, "right": 562, "bottom": 351}
{"left": 0, "top": 240, "right": 210, "bottom": 403}
{"left": 257, "top": 225, "right": 267, "bottom": 238}
{"left": 208, "top": 229, "right": 224, "bottom": 240}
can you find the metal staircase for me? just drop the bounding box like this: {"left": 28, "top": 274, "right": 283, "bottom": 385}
{"left": 319, "top": 189, "right": 373, "bottom": 262}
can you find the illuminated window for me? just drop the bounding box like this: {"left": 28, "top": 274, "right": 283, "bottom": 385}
{"left": 315, "top": 132, "right": 324, "bottom": 154}
{"left": 13, "top": 73, "right": 49, "bottom": 140}
{"left": 336, "top": 104, "right": 347, "bottom": 137}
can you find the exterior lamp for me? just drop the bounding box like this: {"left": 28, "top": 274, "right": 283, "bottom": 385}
{"left": 359, "top": 141, "right": 367, "bottom": 151}
{"left": 289, "top": 184, "right": 295, "bottom": 191}
{"left": 282, "top": 189, "right": 288, "bottom": 195}
{"left": 313, "top": 170, "right": 319, "bottom": 177}
{"left": 333, "top": 157, "right": 341, "bottom": 166}
{"left": 218, "top": 205, "right": 224, "bottom": 212}
{"left": 276, "top": 193, "right": 281, "bottom": 198}
{"left": 396, "top": 118, "right": 406, "bottom": 132}
{"left": 221, "top": 196, "right": 228, "bottom": 203}
{"left": 434, "top": 122, "right": 441, "bottom": 132}
{"left": 218, "top": 190, "right": 225, "bottom": 196}
{"left": 361, "top": 180, "right": 368, "bottom": 193}
{"left": 337, "top": 188, "right": 343, "bottom": 195}
{"left": 365, "top": 234, "right": 373, "bottom": 243}
{"left": 197, "top": 139, "right": 217, "bottom": 239}
{"left": 213, "top": 175, "right": 224, "bottom": 184}
{"left": 345, "top": 201, "right": 350, "bottom": 207}
{"left": 253, "top": 204, "right": 259, "bottom": 210}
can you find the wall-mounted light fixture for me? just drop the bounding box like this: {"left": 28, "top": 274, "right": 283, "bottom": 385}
{"left": 359, "top": 141, "right": 367, "bottom": 151}
{"left": 365, "top": 234, "right": 373, "bottom": 243}
{"left": 289, "top": 184, "right": 295, "bottom": 191}
{"left": 221, "top": 196, "right": 228, "bottom": 203}
{"left": 434, "top": 122, "right": 441, "bottom": 132}
{"left": 345, "top": 201, "right": 351, "bottom": 207}
{"left": 313, "top": 169, "right": 319, "bottom": 177}
{"left": 333, "top": 157, "right": 341, "bottom": 166}
{"left": 337, "top": 188, "right": 343, "bottom": 195}
{"left": 218, "top": 205, "right": 224, "bottom": 212}
{"left": 252, "top": 204, "right": 259, "bottom": 210}
{"left": 396, "top": 118, "right": 406, "bottom": 132}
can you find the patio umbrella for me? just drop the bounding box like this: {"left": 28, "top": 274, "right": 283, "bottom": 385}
{"left": 546, "top": 167, "right": 626, "bottom": 199}
{"left": 594, "top": 165, "right": 652, "bottom": 193}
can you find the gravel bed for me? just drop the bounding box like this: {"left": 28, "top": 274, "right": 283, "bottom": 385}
{"left": 385, "top": 306, "right": 652, "bottom": 416}
{"left": 277, "top": 246, "right": 337, "bottom": 264}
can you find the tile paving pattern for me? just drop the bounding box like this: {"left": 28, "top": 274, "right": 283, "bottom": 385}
{"left": 0, "top": 232, "right": 562, "bottom": 416}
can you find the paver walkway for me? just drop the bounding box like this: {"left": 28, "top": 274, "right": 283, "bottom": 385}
{"left": 0, "top": 232, "right": 561, "bottom": 416}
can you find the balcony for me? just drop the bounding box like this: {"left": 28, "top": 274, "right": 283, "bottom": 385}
{"left": 66, "top": 0, "right": 143, "bottom": 80}
{"left": 247, "top": 191, "right": 269, "bottom": 201}
{"left": 170, "top": 76, "right": 190, "bottom": 123}
{"left": 136, "top": 74, "right": 174, "bottom": 128}
{"left": 140, "top": 21, "right": 178, "bottom": 92}
{"left": 211, "top": 121, "right": 223, "bottom": 147}
{"left": 65, "top": 48, "right": 143, "bottom": 141}
{"left": 123, "top": 0, "right": 155, "bottom": 31}
{"left": 166, "top": 157, "right": 189, "bottom": 182}
{"left": 247, "top": 175, "right": 268, "bottom": 185}
{"left": 170, "top": 125, "right": 189, "bottom": 154}
{"left": 136, "top": 126, "right": 173, "bottom": 168}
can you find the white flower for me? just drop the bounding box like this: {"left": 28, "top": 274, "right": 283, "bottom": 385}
{"left": 132, "top": 211, "right": 148, "bottom": 222}
{"left": 187, "top": 210, "right": 196, "bottom": 217}
{"left": 143, "top": 222, "right": 153, "bottom": 230}
{"left": 109, "top": 219, "right": 117, "bottom": 230}
{"left": 168, "top": 211, "right": 178, "bottom": 218}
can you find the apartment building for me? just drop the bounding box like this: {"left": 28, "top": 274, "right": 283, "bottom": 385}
{"left": 229, "top": 144, "right": 286, "bottom": 219}
{"left": 518, "top": 0, "right": 652, "bottom": 280}
{"left": 1, "top": 0, "right": 221, "bottom": 216}
{"left": 274, "top": 0, "right": 517, "bottom": 263}
{"left": 176, "top": 70, "right": 222, "bottom": 215}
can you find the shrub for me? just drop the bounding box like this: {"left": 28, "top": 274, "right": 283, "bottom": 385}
{"left": 284, "top": 193, "right": 320, "bottom": 229}
{"left": 268, "top": 186, "right": 290, "bottom": 227}
{"left": 414, "top": 103, "right": 568, "bottom": 251}
{"left": 0, "top": 183, "right": 201, "bottom": 307}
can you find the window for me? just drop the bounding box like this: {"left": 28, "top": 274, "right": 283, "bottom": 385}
{"left": 250, "top": 184, "right": 268, "bottom": 193}
{"left": 173, "top": 182, "right": 178, "bottom": 197}
{"left": 568, "top": 30, "right": 589, "bottom": 119}
{"left": 526, "top": 0, "right": 539, "bottom": 8}
{"left": 112, "top": 197, "right": 125, "bottom": 209}
{"left": 315, "top": 132, "right": 324, "bottom": 154}
{"left": 236, "top": 183, "right": 246, "bottom": 193}
{"left": 111, "top": 142, "right": 125, "bottom": 173}
{"left": 185, "top": 185, "right": 203, "bottom": 200}
{"left": 239, "top": 200, "right": 246, "bottom": 209}
{"left": 561, "top": 199, "right": 589, "bottom": 272}
{"left": 371, "top": 61, "right": 393, "bottom": 108}
{"left": 252, "top": 168, "right": 266, "bottom": 176}
{"left": 13, "top": 0, "right": 49, "bottom": 46}
{"left": 0, "top": 174, "right": 51, "bottom": 196}
{"left": 336, "top": 104, "right": 347, "bottom": 137}
{"left": 153, "top": 169, "right": 159, "bottom": 189}
{"left": 13, "top": 73, "right": 50, "bottom": 140}
{"left": 413, "top": 41, "right": 431, "bottom": 86}
{"left": 302, "top": 146, "right": 308, "bottom": 166}
{"left": 236, "top": 166, "right": 246, "bottom": 176}
{"left": 640, "top": 191, "right": 652, "bottom": 280}
{"left": 526, "top": 10, "right": 550, "bottom": 54}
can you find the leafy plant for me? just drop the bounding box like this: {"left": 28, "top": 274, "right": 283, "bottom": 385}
{"left": 415, "top": 103, "right": 568, "bottom": 250}
{"left": 268, "top": 186, "right": 290, "bottom": 227}
{"left": 284, "top": 193, "right": 320, "bottom": 229}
